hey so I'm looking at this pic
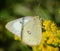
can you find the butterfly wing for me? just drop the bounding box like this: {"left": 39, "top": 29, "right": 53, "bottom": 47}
{"left": 5, "top": 16, "right": 33, "bottom": 37}
{"left": 23, "top": 17, "right": 42, "bottom": 46}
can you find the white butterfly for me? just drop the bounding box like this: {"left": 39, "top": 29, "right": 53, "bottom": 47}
{"left": 5, "top": 16, "right": 42, "bottom": 46}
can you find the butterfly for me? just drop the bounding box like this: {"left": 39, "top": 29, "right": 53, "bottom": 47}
{"left": 5, "top": 16, "right": 42, "bottom": 46}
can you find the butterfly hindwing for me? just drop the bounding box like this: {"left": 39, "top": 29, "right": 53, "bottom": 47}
{"left": 23, "top": 17, "right": 42, "bottom": 46}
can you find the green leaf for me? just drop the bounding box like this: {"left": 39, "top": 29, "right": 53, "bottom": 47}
{"left": 34, "top": 6, "right": 52, "bottom": 20}
{"left": 0, "top": 10, "right": 16, "bottom": 23}
{"left": 0, "top": 48, "right": 4, "bottom": 51}
{"left": 8, "top": 41, "right": 32, "bottom": 51}
{"left": 13, "top": 4, "right": 33, "bottom": 16}
{"left": 5, "top": 30, "right": 13, "bottom": 39}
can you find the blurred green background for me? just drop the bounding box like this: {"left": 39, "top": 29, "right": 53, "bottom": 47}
{"left": 0, "top": 0, "right": 60, "bottom": 51}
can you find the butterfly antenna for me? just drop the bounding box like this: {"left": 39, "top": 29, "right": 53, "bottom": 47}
{"left": 21, "top": 17, "right": 24, "bottom": 40}
{"left": 35, "top": 0, "right": 42, "bottom": 19}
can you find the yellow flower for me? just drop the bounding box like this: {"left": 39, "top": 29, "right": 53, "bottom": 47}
{"left": 57, "top": 30, "right": 60, "bottom": 34}
{"left": 46, "top": 46, "right": 59, "bottom": 51}
{"left": 47, "top": 46, "right": 54, "bottom": 51}
{"left": 38, "top": 43, "right": 43, "bottom": 50}
{"left": 56, "top": 30, "right": 60, "bottom": 38}
{"left": 54, "top": 47, "right": 59, "bottom": 51}
{"left": 43, "top": 20, "right": 51, "bottom": 26}
{"left": 47, "top": 38, "right": 54, "bottom": 44}
{"left": 52, "top": 37, "right": 59, "bottom": 46}
{"left": 51, "top": 22, "right": 58, "bottom": 32}
{"left": 43, "top": 20, "right": 52, "bottom": 31}
{"left": 38, "top": 43, "right": 47, "bottom": 51}
{"left": 14, "top": 35, "right": 21, "bottom": 41}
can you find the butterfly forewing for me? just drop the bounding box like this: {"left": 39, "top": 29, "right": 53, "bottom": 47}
{"left": 5, "top": 18, "right": 22, "bottom": 37}
{"left": 5, "top": 16, "right": 33, "bottom": 37}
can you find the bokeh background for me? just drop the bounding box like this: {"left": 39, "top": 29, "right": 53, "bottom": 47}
{"left": 0, "top": 0, "right": 60, "bottom": 51}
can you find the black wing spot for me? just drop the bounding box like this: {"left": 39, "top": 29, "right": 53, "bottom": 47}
{"left": 27, "top": 30, "right": 31, "bottom": 34}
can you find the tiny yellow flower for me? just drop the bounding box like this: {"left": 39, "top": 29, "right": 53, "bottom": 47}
{"left": 43, "top": 20, "right": 52, "bottom": 31}
{"left": 47, "top": 39, "right": 54, "bottom": 44}
{"left": 47, "top": 46, "right": 54, "bottom": 51}
{"left": 51, "top": 22, "right": 58, "bottom": 32}
{"left": 14, "top": 35, "right": 21, "bottom": 41}
{"left": 54, "top": 47, "right": 59, "bottom": 51}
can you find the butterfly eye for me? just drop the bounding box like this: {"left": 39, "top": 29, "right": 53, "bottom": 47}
{"left": 27, "top": 30, "right": 31, "bottom": 34}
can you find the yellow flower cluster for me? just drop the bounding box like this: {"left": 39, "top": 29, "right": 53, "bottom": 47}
{"left": 43, "top": 20, "right": 58, "bottom": 32}
{"left": 35, "top": 20, "right": 60, "bottom": 51}
{"left": 38, "top": 31, "right": 60, "bottom": 51}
